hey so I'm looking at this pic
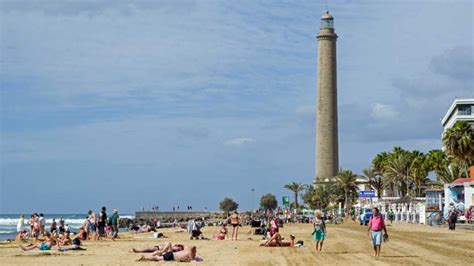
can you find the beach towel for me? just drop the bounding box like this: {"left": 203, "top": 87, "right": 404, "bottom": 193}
{"left": 194, "top": 257, "right": 204, "bottom": 262}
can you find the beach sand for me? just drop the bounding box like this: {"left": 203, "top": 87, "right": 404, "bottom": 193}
{"left": 0, "top": 222, "right": 472, "bottom": 265}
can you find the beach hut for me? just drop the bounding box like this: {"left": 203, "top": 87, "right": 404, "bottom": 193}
{"left": 443, "top": 168, "right": 474, "bottom": 218}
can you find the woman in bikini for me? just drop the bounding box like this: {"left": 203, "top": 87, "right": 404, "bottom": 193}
{"left": 228, "top": 211, "right": 240, "bottom": 240}
{"left": 212, "top": 223, "right": 228, "bottom": 240}
{"left": 260, "top": 232, "right": 295, "bottom": 247}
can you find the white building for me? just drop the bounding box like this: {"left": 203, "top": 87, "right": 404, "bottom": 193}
{"left": 441, "top": 98, "right": 474, "bottom": 134}
{"left": 444, "top": 177, "right": 474, "bottom": 215}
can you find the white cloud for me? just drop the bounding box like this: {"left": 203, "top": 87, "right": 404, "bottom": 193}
{"left": 371, "top": 103, "right": 399, "bottom": 120}
{"left": 224, "top": 138, "right": 256, "bottom": 147}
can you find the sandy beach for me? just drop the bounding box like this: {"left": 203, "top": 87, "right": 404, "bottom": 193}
{"left": 0, "top": 222, "right": 472, "bottom": 265}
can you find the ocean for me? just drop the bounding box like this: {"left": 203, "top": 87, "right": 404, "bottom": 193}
{"left": 0, "top": 214, "right": 134, "bottom": 240}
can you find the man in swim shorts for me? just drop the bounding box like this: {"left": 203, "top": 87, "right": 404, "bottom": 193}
{"left": 20, "top": 232, "right": 57, "bottom": 251}
{"left": 137, "top": 246, "right": 197, "bottom": 262}
{"left": 132, "top": 242, "right": 184, "bottom": 254}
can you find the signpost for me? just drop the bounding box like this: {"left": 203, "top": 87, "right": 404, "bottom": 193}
{"left": 282, "top": 196, "right": 290, "bottom": 207}
{"left": 359, "top": 190, "right": 376, "bottom": 198}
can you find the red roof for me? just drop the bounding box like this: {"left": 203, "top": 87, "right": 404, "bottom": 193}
{"left": 452, "top": 178, "right": 474, "bottom": 184}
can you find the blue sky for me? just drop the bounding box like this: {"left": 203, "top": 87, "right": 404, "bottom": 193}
{"left": 1, "top": 0, "right": 473, "bottom": 213}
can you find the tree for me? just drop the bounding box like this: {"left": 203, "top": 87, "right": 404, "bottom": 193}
{"left": 260, "top": 193, "right": 278, "bottom": 211}
{"left": 425, "top": 149, "right": 449, "bottom": 181}
{"left": 442, "top": 121, "right": 474, "bottom": 177}
{"left": 362, "top": 167, "right": 383, "bottom": 199}
{"left": 409, "top": 152, "right": 429, "bottom": 197}
{"left": 384, "top": 154, "right": 412, "bottom": 197}
{"left": 219, "top": 197, "right": 238, "bottom": 215}
{"left": 303, "top": 184, "right": 340, "bottom": 210}
{"left": 372, "top": 151, "right": 390, "bottom": 173}
{"left": 284, "top": 182, "right": 305, "bottom": 209}
{"left": 336, "top": 170, "right": 359, "bottom": 212}
{"left": 437, "top": 163, "right": 467, "bottom": 184}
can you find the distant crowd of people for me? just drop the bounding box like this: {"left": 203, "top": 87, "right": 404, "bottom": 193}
{"left": 32, "top": 206, "right": 474, "bottom": 261}
{"left": 16, "top": 207, "right": 121, "bottom": 252}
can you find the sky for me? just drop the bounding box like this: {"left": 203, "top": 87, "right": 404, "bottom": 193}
{"left": 0, "top": 0, "right": 473, "bottom": 214}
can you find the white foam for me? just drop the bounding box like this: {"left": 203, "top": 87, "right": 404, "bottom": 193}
{"left": 0, "top": 215, "right": 134, "bottom": 227}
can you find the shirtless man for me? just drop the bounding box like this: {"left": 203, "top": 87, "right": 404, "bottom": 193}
{"left": 137, "top": 245, "right": 197, "bottom": 262}
{"left": 260, "top": 232, "right": 295, "bottom": 247}
{"left": 58, "top": 232, "right": 72, "bottom": 246}
{"left": 132, "top": 242, "right": 184, "bottom": 254}
{"left": 228, "top": 211, "right": 240, "bottom": 240}
{"left": 20, "top": 232, "right": 57, "bottom": 251}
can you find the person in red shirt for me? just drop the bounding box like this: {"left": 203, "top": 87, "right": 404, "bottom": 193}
{"left": 367, "top": 207, "right": 388, "bottom": 257}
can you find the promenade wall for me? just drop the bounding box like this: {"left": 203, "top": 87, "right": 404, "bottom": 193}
{"left": 135, "top": 211, "right": 215, "bottom": 222}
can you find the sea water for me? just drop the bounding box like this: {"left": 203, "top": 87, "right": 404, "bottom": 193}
{"left": 0, "top": 214, "right": 134, "bottom": 240}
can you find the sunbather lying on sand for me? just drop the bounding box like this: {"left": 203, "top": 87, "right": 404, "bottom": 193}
{"left": 260, "top": 232, "right": 295, "bottom": 247}
{"left": 132, "top": 242, "right": 184, "bottom": 254}
{"left": 137, "top": 245, "right": 197, "bottom": 262}
{"left": 20, "top": 232, "right": 57, "bottom": 251}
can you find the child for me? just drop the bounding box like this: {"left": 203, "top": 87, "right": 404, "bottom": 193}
{"left": 312, "top": 210, "right": 326, "bottom": 252}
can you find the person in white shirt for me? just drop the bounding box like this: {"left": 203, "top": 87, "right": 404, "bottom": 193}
{"left": 38, "top": 213, "right": 46, "bottom": 235}
{"left": 17, "top": 214, "right": 25, "bottom": 235}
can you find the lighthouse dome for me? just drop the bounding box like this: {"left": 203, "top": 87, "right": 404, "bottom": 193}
{"left": 321, "top": 11, "right": 333, "bottom": 20}
{"left": 320, "top": 11, "right": 334, "bottom": 29}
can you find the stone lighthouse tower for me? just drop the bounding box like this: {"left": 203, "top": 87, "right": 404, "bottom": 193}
{"left": 315, "top": 11, "right": 339, "bottom": 182}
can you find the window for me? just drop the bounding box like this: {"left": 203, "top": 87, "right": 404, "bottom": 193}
{"left": 321, "top": 19, "right": 334, "bottom": 29}
{"left": 458, "top": 105, "right": 472, "bottom": 115}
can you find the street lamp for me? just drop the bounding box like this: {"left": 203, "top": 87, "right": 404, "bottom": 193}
{"left": 251, "top": 188, "right": 255, "bottom": 215}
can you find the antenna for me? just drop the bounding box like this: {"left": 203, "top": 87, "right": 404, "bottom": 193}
{"left": 326, "top": 0, "right": 329, "bottom": 12}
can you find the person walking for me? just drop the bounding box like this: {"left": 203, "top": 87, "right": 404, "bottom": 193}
{"left": 50, "top": 218, "right": 57, "bottom": 233}
{"left": 88, "top": 210, "right": 97, "bottom": 240}
{"left": 38, "top": 213, "right": 46, "bottom": 236}
{"left": 448, "top": 210, "right": 458, "bottom": 230}
{"left": 97, "top": 207, "right": 107, "bottom": 239}
{"left": 388, "top": 209, "right": 395, "bottom": 224}
{"left": 367, "top": 207, "right": 388, "bottom": 257}
{"left": 110, "top": 209, "right": 120, "bottom": 240}
{"left": 16, "top": 214, "right": 25, "bottom": 238}
{"left": 228, "top": 211, "right": 240, "bottom": 240}
{"left": 312, "top": 210, "right": 326, "bottom": 252}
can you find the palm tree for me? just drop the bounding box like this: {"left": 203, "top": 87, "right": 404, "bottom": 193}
{"left": 409, "top": 152, "right": 429, "bottom": 197}
{"left": 437, "top": 163, "right": 467, "bottom": 184}
{"left": 372, "top": 151, "right": 390, "bottom": 173}
{"left": 302, "top": 184, "right": 336, "bottom": 209}
{"left": 384, "top": 154, "right": 412, "bottom": 197}
{"left": 442, "top": 121, "right": 474, "bottom": 177}
{"left": 425, "top": 149, "right": 449, "bottom": 181}
{"left": 336, "top": 170, "right": 359, "bottom": 213}
{"left": 362, "top": 167, "right": 384, "bottom": 199}
{"left": 284, "top": 182, "right": 305, "bottom": 209}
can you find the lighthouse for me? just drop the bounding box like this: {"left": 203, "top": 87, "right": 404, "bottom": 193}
{"left": 315, "top": 11, "right": 339, "bottom": 182}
